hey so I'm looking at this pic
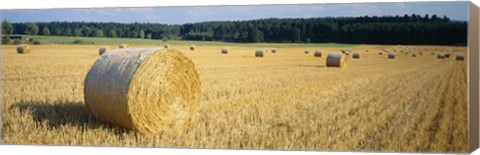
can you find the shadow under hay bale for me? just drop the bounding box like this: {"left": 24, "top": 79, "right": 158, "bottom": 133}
{"left": 84, "top": 48, "right": 201, "bottom": 134}
{"left": 326, "top": 53, "right": 347, "bottom": 68}
{"left": 17, "top": 44, "right": 31, "bottom": 54}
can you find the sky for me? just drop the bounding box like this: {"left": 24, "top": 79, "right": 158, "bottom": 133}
{"left": 1, "top": 1, "right": 469, "bottom": 24}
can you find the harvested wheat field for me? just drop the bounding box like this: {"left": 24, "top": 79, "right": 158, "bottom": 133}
{"left": 1, "top": 44, "right": 468, "bottom": 153}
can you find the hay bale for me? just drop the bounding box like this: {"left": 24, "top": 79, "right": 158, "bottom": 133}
{"left": 255, "top": 49, "right": 266, "bottom": 57}
{"left": 304, "top": 50, "right": 309, "bottom": 54}
{"left": 164, "top": 44, "right": 169, "bottom": 49}
{"left": 221, "top": 48, "right": 229, "bottom": 54}
{"left": 326, "top": 53, "right": 347, "bottom": 68}
{"left": 445, "top": 53, "right": 451, "bottom": 58}
{"left": 412, "top": 54, "right": 417, "bottom": 57}
{"left": 98, "top": 46, "right": 111, "bottom": 55}
{"left": 314, "top": 51, "right": 322, "bottom": 57}
{"left": 388, "top": 53, "right": 396, "bottom": 59}
{"left": 352, "top": 52, "right": 360, "bottom": 59}
{"left": 190, "top": 45, "right": 196, "bottom": 51}
{"left": 437, "top": 53, "right": 446, "bottom": 59}
{"left": 119, "top": 44, "right": 128, "bottom": 48}
{"left": 17, "top": 44, "right": 31, "bottom": 54}
{"left": 379, "top": 52, "right": 383, "bottom": 55}
{"left": 456, "top": 54, "right": 465, "bottom": 61}
{"left": 271, "top": 48, "right": 276, "bottom": 54}
{"left": 84, "top": 48, "right": 201, "bottom": 134}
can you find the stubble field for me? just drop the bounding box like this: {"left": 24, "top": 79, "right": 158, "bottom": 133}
{"left": 1, "top": 44, "right": 468, "bottom": 153}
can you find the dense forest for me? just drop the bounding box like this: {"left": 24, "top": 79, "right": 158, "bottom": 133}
{"left": 1, "top": 14, "right": 468, "bottom": 45}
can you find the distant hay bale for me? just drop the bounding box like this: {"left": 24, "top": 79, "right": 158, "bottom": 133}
{"left": 271, "top": 48, "right": 276, "bottom": 54}
{"left": 84, "top": 48, "right": 201, "bottom": 134}
{"left": 326, "top": 53, "right": 347, "bottom": 68}
{"left": 366, "top": 50, "right": 369, "bottom": 52}
{"left": 221, "top": 48, "right": 229, "bottom": 54}
{"left": 255, "top": 49, "right": 267, "bottom": 57}
{"left": 388, "top": 53, "right": 396, "bottom": 59}
{"left": 412, "top": 54, "right": 417, "bottom": 57}
{"left": 437, "top": 53, "right": 446, "bottom": 59}
{"left": 379, "top": 52, "right": 383, "bottom": 55}
{"left": 164, "top": 44, "right": 169, "bottom": 49}
{"left": 445, "top": 53, "right": 451, "bottom": 58}
{"left": 304, "top": 50, "right": 309, "bottom": 54}
{"left": 17, "top": 44, "right": 31, "bottom": 54}
{"left": 190, "top": 45, "right": 196, "bottom": 51}
{"left": 352, "top": 52, "right": 360, "bottom": 59}
{"left": 456, "top": 54, "right": 465, "bottom": 61}
{"left": 314, "top": 51, "right": 322, "bottom": 57}
{"left": 98, "top": 46, "right": 111, "bottom": 55}
{"left": 119, "top": 44, "right": 128, "bottom": 48}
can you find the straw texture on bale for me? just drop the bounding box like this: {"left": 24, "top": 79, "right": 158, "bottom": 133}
{"left": 98, "top": 46, "right": 111, "bottom": 55}
{"left": 352, "top": 52, "right": 360, "bottom": 59}
{"left": 16, "top": 44, "right": 31, "bottom": 54}
{"left": 437, "top": 53, "right": 446, "bottom": 59}
{"left": 119, "top": 44, "right": 128, "bottom": 48}
{"left": 84, "top": 48, "right": 201, "bottom": 134}
{"left": 456, "top": 54, "right": 465, "bottom": 61}
{"left": 190, "top": 45, "right": 196, "bottom": 51}
{"left": 326, "top": 53, "right": 347, "bottom": 68}
{"left": 221, "top": 48, "right": 229, "bottom": 54}
{"left": 314, "top": 51, "right": 322, "bottom": 57}
{"left": 388, "top": 53, "right": 396, "bottom": 59}
{"left": 255, "top": 49, "right": 266, "bottom": 57}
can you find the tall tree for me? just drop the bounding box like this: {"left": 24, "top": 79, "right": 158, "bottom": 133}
{"left": 139, "top": 30, "right": 145, "bottom": 39}
{"left": 24, "top": 22, "right": 39, "bottom": 35}
{"left": 1, "top": 20, "right": 13, "bottom": 35}
{"left": 41, "top": 27, "right": 50, "bottom": 36}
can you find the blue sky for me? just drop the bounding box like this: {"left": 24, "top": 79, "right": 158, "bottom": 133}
{"left": 1, "top": 1, "right": 468, "bottom": 24}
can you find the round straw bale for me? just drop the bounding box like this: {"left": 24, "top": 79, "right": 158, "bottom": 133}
{"left": 304, "top": 50, "right": 309, "bottom": 54}
{"left": 352, "top": 52, "right": 360, "bottom": 59}
{"left": 326, "top": 53, "right": 347, "bottom": 68}
{"left": 98, "top": 46, "right": 111, "bottom": 55}
{"left": 221, "top": 48, "right": 229, "bottom": 54}
{"left": 379, "top": 52, "right": 383, "bottom": 55}
{"left": 445, "top": 53, "right": 451, "bottom": 58}
{"left": 84, "top": 48, "right": 201, "bottom": 134}
{"left": 314, "top": 51, "right": 322, "bottom": 57}
{"left": 190, "top": 45, "right": 196, "bottom": 51}
{"left": 456, "top": 54, "right": 465, "bottom": 61}
{"left": 388, "top": 53, "right": 396, "bottom": 59}
{"left": 16, "top": 44, "right": 31, "bottom": 54}
{"left": 255, "top": 49, "right": 266, "bottom": 57}
{"left": 271, "top": 48, "right": 276, "bottom": 53}
{"left": 412, "top": 54, "right": 417, "bottom": 57}
{"left": 164, "top": 44, "right": 169, "bottom": 49}
{"left": 119, "top": 44, "right": 128, "bottom": 48}
{"left": 437, "top": 53, "right": 446, "bottom": 59}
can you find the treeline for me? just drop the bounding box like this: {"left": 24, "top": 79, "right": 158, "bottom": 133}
{"left": 1, "top": 14, "right": 467, "bottom": 45}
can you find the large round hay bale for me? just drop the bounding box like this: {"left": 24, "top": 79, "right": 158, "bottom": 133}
{"left": 221, "top": 48, "right": 229, "bottom": 54}
{"left": 119, "top": 44, "right": 128, "bottom": 48}
{"left": 326, "top": 53, "right": 347, "bottom": 68}
{"left": 388, "top": 53, "right": 396, "bottom": 59}
{"left": 456, "top": 54, "right": 465, "bottom": 61}
{"left": 314, "top": 51, "right": 322, "bottom": 57}
{"left": 98, "top": 46, "right": 111, "bottom": 55}
{"left": 190, "top": 45, "right": 196, "bottom": 51}
{"left": 84, "top": 48, "right": 201, "bottom": 134}
{"left": 437, "top": 53, "right": 446, "bottom": 59}
{"left": 255, "top": 49, "right": 266, "bottom": 57}
{"left": 17, "top": 44, "right": 31, "bottom": 54}
{"left": 352, "top": 52, "right": 360, "bottom": 59}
